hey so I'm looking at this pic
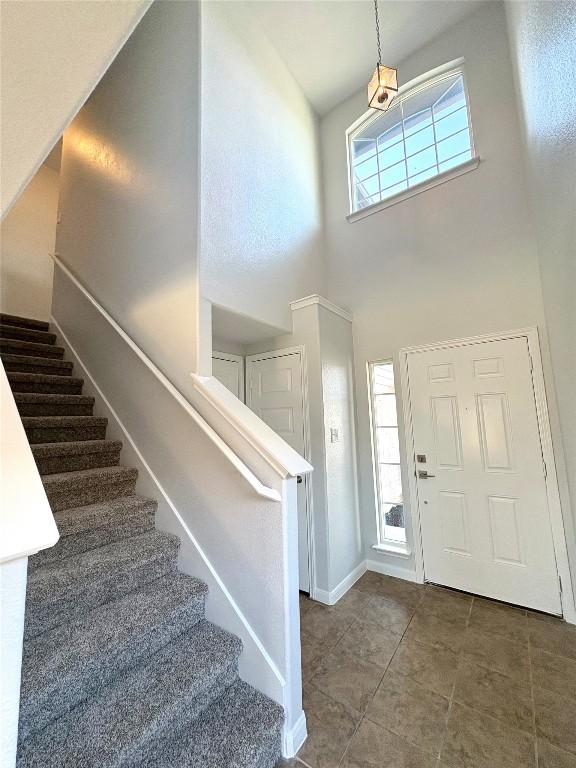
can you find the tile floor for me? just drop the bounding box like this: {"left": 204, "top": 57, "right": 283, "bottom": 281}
{"left": 280, "top": 571, "right": 576, "bottom": 768}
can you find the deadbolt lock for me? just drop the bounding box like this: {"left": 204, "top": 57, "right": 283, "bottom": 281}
{"left": 416, "top": 454, "right": 427, "bottom": 463}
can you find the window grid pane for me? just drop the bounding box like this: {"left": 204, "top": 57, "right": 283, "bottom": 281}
{"left": 350, "top": 73, "right": 473, "bottom": 212}
{"left": 371, "top": 363, "right": 406, "bottom": 544}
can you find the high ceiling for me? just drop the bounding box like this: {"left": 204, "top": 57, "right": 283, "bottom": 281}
{"left": 245, "top": 0, "right": 486, "bottom": 115}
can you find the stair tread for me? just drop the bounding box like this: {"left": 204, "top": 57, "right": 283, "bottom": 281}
{"left": 138, "top": 679, "right": 284, "bottom": 768}
{"left": 1, "top": 353, "right": 73, "bottom": 372}
{"left": 15, "top": 392, "right": 94, "bottom": 405}
{"left": 6, "top": 371, "right": 83, "bottom": 387}
{"left": 22, "top": 415, "right": 107, "bottom": 427}
{"left": 17, "top": 621, "right": 243, "bottom": 768}
{"left": 27, "top": 530, "right": 179, "bottom": 602}
{"left": 41, "top": 464, "right": 137, "bottom": 485}
{"left": 0, "top": 324, "right": 57, "bottom": 345}
{"left": 52, "top": 494, "right": 157, "bottom": 538}
{"left": 0, "top": 338, "right": 65, "bottom": 358}
{"left": 31, "top": 439, "right": 122, "bottom": 457}
{"left": 0, "top": 313, "right": 49, "bottom": 331}
{"left": 19, "top": 572, "right": 209, "bottom": 741}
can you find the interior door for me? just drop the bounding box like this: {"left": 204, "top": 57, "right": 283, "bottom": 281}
{"left": 212, "top": 354, "right": 244, "bottom": 401}
{"left": 246, "top": 351, "right": 310, "bottom": 592}
{"left": 408, "top": 336, "right": 561, "bottom": 614}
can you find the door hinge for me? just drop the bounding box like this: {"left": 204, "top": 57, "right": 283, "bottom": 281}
{"left": 543, "top": 459, "right": 548, "bottom": 480}
{"left": 559, "top": 575, "right": 563, "bottom": 596}
{"left": 528, "top": 352, "right": 534, "bottom": 372}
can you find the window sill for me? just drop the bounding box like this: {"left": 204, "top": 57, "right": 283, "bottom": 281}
{"left": 372, "top": 542, "right": 412, "bottom": 558}
{"left": 347, "top": 155, "right": 481, "bottom": 223}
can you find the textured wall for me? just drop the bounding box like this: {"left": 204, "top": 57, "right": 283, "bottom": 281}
{"left": 1, "top": 0, "right": 151, "bottom": 219}
{"left": 505, "top": 0, "right": 576, "bottom": 586}
{"left": 320, "top": 2, "right": 550, "bottom": 576}
{"left": 55, "top": 0, "right": 201, "bottom": 397}
{"left": 1, "top": 164, "right": 59, "bottom": 321}
{"left": 200, "top": 1, "right": 324, "bottom": 332}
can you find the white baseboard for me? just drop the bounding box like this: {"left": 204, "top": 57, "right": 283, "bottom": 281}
{"left": 313, "top": 561, "right": 367, "bottom": 605}
{"left": 283, "top": 710, "right": 307, "bottom": 757}
{"left": 366, "top": 558, "right": 419, "bottom": 583}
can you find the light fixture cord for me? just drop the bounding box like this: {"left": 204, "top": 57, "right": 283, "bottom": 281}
{"left": 373, "top": 0, "right": 382, "bottom": 64}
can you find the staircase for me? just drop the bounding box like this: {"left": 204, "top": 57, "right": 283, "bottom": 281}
{"left": 1, "top": 312, "right": 284, "bottom": 768}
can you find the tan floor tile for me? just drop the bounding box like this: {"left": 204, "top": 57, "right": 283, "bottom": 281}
{"left": 529, "top": 618, "right": 576, "bottom": 661}
{"left": 300, "top": 604, "right": 355, "bottom": 643}
{"left": 301, "top": 631, "right": 339, "bottom": 682}
{"left": 534, "top": 686, "right": 576, "bottom": 756}
{"left": 300, "top": 593, "right": 316, "bottom": 616}
{"left": 388, "top": 637, "right": 459, "bottom": 697}
{"left": 353, "top": 572, "right": 424, "bottom": 610}
{"left": 405, "top": 611, "right": 467, "bottom": 653}
{"left": 329, "top": 587, "right": 374, "bottom": 621}
{"left": 366, "top": 669, "right": 450, "bottom": 756}
{"left": 418, "top": 588, "right": 472, "bottom": 627}
{"left": 441, "top": 702, "right": 536, "bottom": 768}
{"left": 462, "top": 627, "right": 530, "bottom": 681}
{"left": 365, "top": 593, "right": 415, "bottom": 633}
{"left": 297, "top": 684, "right": 361, "bottom": 768}
{"left": 453, "top": 659, "right": 533, "bottom": 732}
{"left": 342, "top": 719, "right": 437, "bottom": 768}
{"left": 531, "top": 647, "right": 576, "bottom": 700}
{"left": 335, "top": 619, "right": 403, "bottom": 668}
{"left": 473, "top": 596, "right": 526, "bottom": 616}
{"left": 468, "top": 601, "right": 528, "bottom": 643}
{"left": 310, "top": 648, "right": 386, "bottom": 713}
{"left": 538, "top": 740, "right": 576, "bottom": 768}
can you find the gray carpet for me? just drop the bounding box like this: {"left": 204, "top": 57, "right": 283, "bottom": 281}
{"left": 2, "top": 312, "right": 284, "bottom": 767}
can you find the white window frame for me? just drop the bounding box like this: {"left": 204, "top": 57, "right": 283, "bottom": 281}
{"left": 346, "top": 58, "right": 480, "bottom": 222}
{"left": 367, "top": 359, "right": 411, "bottom": 557}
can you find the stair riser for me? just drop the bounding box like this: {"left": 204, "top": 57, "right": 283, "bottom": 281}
{"left": 2, "top": 356, "right": 73, "bottom": 376}
{"left": 29, "top": 511, "right": 155, "bottom": 569}
{"left": 7, "top": 377, "right": 83, "bottom": 394}
{"left": 0, "top": 314, "right": 49, "bottom": 331}
{"left": 0, "top": 326, "right": 57, "bottom": 345}
{"left": 19, "top": 593, "right": 207, "bottom": 741}
{"left": 45, "top": 478, "right": 138, "bottom": 511}
{"left": 17, "top": 402, "right": 94, "bottom": 417}
{"left": 25, "top": 424, "right": 107, "bottom": 443}
{"left": 25, "top": 554, "right": 179, "bottom": 640}
{"left": 34, "top": 449, "right": 122, "bottom": 475}
{"left": 0, "top": 340, "right": 64, "bottom": 359}
{"left": 129, "top": 664, "right": 240, "bottom": 767}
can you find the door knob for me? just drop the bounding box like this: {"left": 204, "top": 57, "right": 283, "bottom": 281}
{"left": 418, "top": 470, "right": 436, "bottom": 479}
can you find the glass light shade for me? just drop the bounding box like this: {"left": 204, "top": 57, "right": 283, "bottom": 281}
{"left": 368, "top": 64, "right": 398, "bottom": 112}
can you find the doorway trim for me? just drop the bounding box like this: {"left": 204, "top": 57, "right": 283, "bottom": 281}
{"left": 399, "top": 326, "right": 575, "bottom": 622}
{"left": 245, "top": 346, "right": 316, "bottom": 599}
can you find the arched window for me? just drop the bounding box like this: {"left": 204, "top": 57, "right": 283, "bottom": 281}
{"left": 347, "top": 61, "right": 476, "bottom": 215}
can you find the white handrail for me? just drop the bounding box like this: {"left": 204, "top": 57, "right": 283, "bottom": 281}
{"left": 0, "top": 362, "right": 60, "bottom": 563}
{"left": 51, "top": 254, "right": 281, "bottom": 502}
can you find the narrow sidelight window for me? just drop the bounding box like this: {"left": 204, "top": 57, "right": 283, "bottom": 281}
{"left": 369, "top": 361, "right": 406, "bottom": 546}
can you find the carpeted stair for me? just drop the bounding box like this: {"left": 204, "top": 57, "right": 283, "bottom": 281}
{"left": 2, "top": 312, "right": 284, "bottom": 767}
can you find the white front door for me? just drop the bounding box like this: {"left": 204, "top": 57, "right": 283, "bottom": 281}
{"left": 246, "top": 351, "right": 310, "bottom": 592}
{"left": 408, "top": 336, "right": 561, "bottom": 614}
{"left": 212, "top": 353, "right": 244, "bottom": 401}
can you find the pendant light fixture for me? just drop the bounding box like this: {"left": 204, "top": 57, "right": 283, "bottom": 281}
{"left": 367, "top": 0, "right": 398, "bottom": 112}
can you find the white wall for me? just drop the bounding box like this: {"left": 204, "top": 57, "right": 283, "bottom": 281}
{"left": 505, "top": 1, "right": 576, "bottom": 590}
{"left": 246, "top": 300, "right": 362, "bottom": 597}
{"left": 320, "top": 2, "right": 553, "bottom": 577}
{"left": 0, "top": 0, "right": 151, "bottom": 219}
{"left": 1, "top": 164, "right": 59, "bottom": 321}
{"left": 55, "top": 0, "right": 201, "bottom": 398}
{"left": 200, "top": 1, "right": 324, "bottom": 332}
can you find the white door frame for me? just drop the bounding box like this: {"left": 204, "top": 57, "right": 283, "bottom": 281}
{"left": 246, "top": 346, "right": 315, "bottom": 597}
{"left": 212, "top": 351, "right": 245, "bottom": 402}
{"left": 400, "top": 326, "right": 575, "bottom": 623}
